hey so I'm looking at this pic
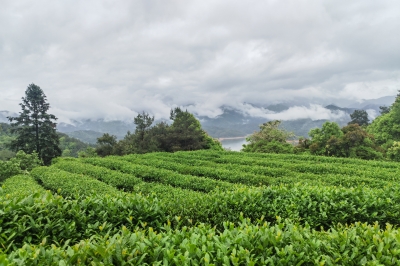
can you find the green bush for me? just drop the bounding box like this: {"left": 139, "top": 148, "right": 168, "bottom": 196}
{"left": 5, "top": 218, "right": 400, "bottom": 265}
{"left": 0, "top": 151, "right": 41, "bottom": 182}
{"left": 242, "top": 140, "right": 294, "bottom": 154}
{"left": 53, "top": 158, "right": 143, "bottom": 191}
{"left": 387, "top": 141, "right": 400, "bottom": 161}
{"left": 0, "top": 176, "right": 164, "bottom": 251}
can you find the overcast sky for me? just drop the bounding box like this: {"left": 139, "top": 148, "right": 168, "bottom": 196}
{"left": 1, "top": 0, "right": 400, "bottom": 122}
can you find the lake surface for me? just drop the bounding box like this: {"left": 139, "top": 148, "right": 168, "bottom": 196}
{"left": 220, "top": 138, "right": 248, "bottom": 151}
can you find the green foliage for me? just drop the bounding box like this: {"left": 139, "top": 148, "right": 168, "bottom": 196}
{"left": 53, "top": 158, "right": 143, "bottom": 191}
{"left": 368, "top": 94, "right": 400, "bottom": 147}
{"left": 1, "top": 174, "right": 46, "bottom": 197}
{"left": 137, "top": 152, "right": 390, "bottom": 188}
{"left": 82, "top": 156, "right": 233, "bottom": 192}
{"left": 49, "top": 152, "right": 400, "bottom": 229}
{"left": 13, "top": 150, "right": 42, "bottom": 171}
{"left": 114, "top": 112, "right": 158, "bottom": 155}
{"left": 132, "top": 111, "right": 156, "bottom": 153}
{"left": 31, "top": 166, "right": 122, "bottom": 197}
{"left": 242, "top": 120, "right": 295, "bottom": 153}
{"left": 242, "top": 140, "right": 294, "bottom": 153}
{"left": 168, "top": 107, "right": 206, "bottom": 151}
{"left": 387, "top": 141, "right": 400, "bottom": 162}
{"left": 5, "top": 218, "right": 400, "bottom": 265}
{"left": 202, "top": 133, "right": 224, "bottom": 151}
{"left": 308, "top": 122, "right": 343, "bottom": 155}
{"left": 0, "top": 151, "right": 41, "bottom": 182}
{"left": 120, "top": 154, "right": 278, "bottom": 186}
{"left": 8, "top": 84, "right": 61, "bottom": 165}
{"left": 58, "top": 132, "right": 92, "bottom": 157}
{"left": 349, "top": 109, "right": 369, "bottom": 126}
{"left": 95, "top": 133, "right": 118, "bottom": 157}
{"left": 77, "top": 146, "right": 98, "bottom": 158}
{"left": 330, "top": 124, "right": 382, "bottom": 160}
{"left": 96, "top": 108, "right": 221, "bottom": 155}
{"left": 3, "top": 150, "right": 400, "bottom": 263}
{"left": 245, "top": 120, "right": 294, "bottom": 144}
{"left": 0, "top": 160, "right": 20, "bottom": 182}
{"left": 379, "top": 105, "right": 391, "bottom": 115}
{"left": 0, "top": 123, "right": 16, "bottom": 161}
{"left": 308, "top": 122, "right": 382, "bottom": 160}
{"left": 162, "top": 150, "right": 400, "bottom": 185}
{"left": 0, "top": 176, "right": 164, "bottom": 252}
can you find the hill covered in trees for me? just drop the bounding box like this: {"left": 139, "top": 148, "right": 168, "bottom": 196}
{"left": 0, "top": 122, "right": 93, "bottom": 160}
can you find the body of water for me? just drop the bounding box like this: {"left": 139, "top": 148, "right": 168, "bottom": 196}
{"left": 220, "top": 138, "right": 247, "bottom": 151}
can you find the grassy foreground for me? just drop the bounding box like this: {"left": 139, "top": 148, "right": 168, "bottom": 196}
{"left": 1, "top": 151, "right": 400, "bottom": 265}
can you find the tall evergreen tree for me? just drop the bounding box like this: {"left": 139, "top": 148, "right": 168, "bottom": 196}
{"left": 95, "top": 133, "right": 117, "bottom": 157}
{"left": 349, "top": 110, "right": 369, "bottom": 126}
{"left": 8, "top": 84, "right": 61, "bottom": 165}
{"left": 168, "top": 107, "right": 206, "bottom": 151}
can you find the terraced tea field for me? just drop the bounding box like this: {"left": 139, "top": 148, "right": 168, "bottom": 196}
{"left": 1, "top": 151, "right": 400, "bottom": 264}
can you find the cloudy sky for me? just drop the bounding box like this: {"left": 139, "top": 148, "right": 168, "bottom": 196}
{"left": 1, "top": 0, "right": 400, "bottom": 122}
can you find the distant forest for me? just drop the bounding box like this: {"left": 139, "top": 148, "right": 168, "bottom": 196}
{"left": 2, "top": 83, "right": 400, "bottom": 165}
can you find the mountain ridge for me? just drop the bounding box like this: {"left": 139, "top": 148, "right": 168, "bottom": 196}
{"left": 1, "top": 95, "right": 395, "bottom": 143}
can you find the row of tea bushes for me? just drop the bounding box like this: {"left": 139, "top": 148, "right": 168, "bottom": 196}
{"left": 175, "top": 150, "right": 400, "bottom": 169}
{"left": 0, "top": 174, "right": 46, "bottom": 198}
{"left": 3, "top": 218, "right": 400, "bottom": 265}
{"left": 31, "top": 166, "right": 122, "bottom": 198}
{"left": 150, "top": 183, "right": 400, "bottom": 229}
{"left": 133, "top": 153, "right": 395, "bottom": 188}
{"left": 0, "top": 174, "right": 165, "bottom": 251}
{"left": 52, "top": 159, "right": 143, "bottom": 191}
{"left": 81, "top": 157, "right": 233, "bottom": 192}
{"left": 166, "top": 151, "right": 400, "bottom": 180}
{"left": 53, "top": 158, "right": 400, "bottom": 229}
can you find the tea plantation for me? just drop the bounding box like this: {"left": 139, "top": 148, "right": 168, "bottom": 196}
{"left": 1, "top": 151, "right": 400, "bottom": 265}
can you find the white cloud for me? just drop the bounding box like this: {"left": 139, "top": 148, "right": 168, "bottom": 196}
{"left": 265, "top": 104, "right": 348, "bottom": 121}
{"left": 366, "top": 109, "right": 378, "bottom": 120}
{"left": 338, "top": 79, "right": 400, "bottom": 101}
{"left": 219, "top": 103, "right": 348, "bottom": 121}
{"left": 0, "top": 0, "right": 400, "bottom": 121}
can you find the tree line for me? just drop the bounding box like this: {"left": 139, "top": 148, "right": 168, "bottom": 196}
{"left": 4, "top": 84, "right": 222, "bottom": 165}
{"left": 92, "top": 108, "right": 223, "bottom": 157}
{"left": 243, "top": 91, "right": 400, "bottom": 161}
{"left": 4, "top": 83, "right": 400, "bottom": 167}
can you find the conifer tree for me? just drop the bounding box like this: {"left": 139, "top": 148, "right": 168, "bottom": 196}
{"left": 8, "top": 84, "right": 61, "bottom": 165}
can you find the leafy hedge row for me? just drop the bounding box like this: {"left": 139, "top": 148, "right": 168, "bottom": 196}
{"left": 136, "top": 153, "right": 395, "bottom": 188}
{"left": 119, "top": 155, "right": 277, "bottom": 186}
{"left": 52, "top": 156, "right": 400, "bottom": 229}
{"left": 0, "top": 176, "right": 164, "bottom": 251}
{"left": 52, "top": 158, "right": 143, "bottom": 191}
{"left": 175, "top": 150, "right": 400, "bottom": 169}
{"left": 145, "top": 183, "right": 400, "bottom": 229}
{"left": 31, "top": 166, "right": 122, "bottom": 197}
{"left": 3, "top": 218, "right": 400, "bottom": 265}
{"left": 0, "top": 174, "right": 46, "bottom": 198}
{"left": 168, "top": 151, "right": 400, "bottom": 180}
{"left": 81, "top": 157, "right": 233, "bottom": 192}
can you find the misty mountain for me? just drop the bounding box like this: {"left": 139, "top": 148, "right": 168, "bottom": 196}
{"left": 64, "top": 130, "right": 105, "bottom": 144}
{"left": 0, "top": 111, "right": 17, "bottom": 123}
{"left": 2, "top": 95, "right": 396, "bottom": 143}
{"left": 324, "top": 105, "right": 356, "bottom": 114}
{"left": 200, "top": 105, "right": 351, "bottom": 138}
{"left": 52, "top": 99, "right": 397, "bottom": 142}
{"left": 346, "top": 95, "right": 396, "bottom": 113}
{"left": 58, "top": 119, "right": 136, "bottom": 139}
{"left": 199, "top": 107, "right": 266, "bottom": 138}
